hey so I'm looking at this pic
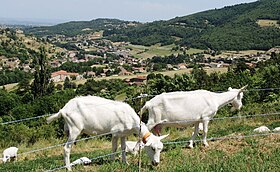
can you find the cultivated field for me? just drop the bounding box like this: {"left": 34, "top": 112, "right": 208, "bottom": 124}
{"left": 123, "top": 44, "right": 203, "bottom": 59}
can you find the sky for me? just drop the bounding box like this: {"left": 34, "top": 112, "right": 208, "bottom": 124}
{"left": 0, "top": 0, "right": 258, "bottom": 24}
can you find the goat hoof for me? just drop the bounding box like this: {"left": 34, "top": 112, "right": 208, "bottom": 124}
{"left": 203, "top": 143, "right": 209, "bottom": 147}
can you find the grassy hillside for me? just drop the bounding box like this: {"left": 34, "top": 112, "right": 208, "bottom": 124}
{"left": 0, "top": 112, "right": 279, "bottom": 171}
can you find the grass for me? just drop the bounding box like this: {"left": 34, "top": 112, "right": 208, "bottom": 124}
{"left": 0, "top": 114, "right": 279, "bottom": 172}
{"left": 222, "top": 50, "right": 266, "bottom": 56}
{"left": 0, "top": 83, "right": 18, "bottom": 91}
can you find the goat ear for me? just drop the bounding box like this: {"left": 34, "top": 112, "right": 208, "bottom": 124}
{"left": 228, "top": 87, "right": 232, "bottom": 91}
{"left": 159, "top": 134, "right": 169, "bottom": 140}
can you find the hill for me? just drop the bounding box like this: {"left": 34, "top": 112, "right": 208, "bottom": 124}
{"left": 24, "top": 0, "right": 280, "bottom": 51}
{"left": 0, "top": 28, "right": 63, "bottom": 85}
{"left": 24, "top": 18, "right": 140, "bottom": 37}
{"left": 105, "top": 0, "right": 280, "bottom": 50}
{"left": 0, "top": 28, "right": 63, "bottom": 61}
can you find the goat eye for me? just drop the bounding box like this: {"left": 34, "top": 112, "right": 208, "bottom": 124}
{"left": 152, "top": 147, "right": 156, "bottom": 151}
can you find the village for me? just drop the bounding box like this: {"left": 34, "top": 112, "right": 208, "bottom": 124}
{"left": 0, "top": 28, "right": 279, "bottom": 86}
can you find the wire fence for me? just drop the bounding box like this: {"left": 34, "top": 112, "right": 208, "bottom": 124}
{"left": 0, "top": 87, "right": 280, "bottom": 171}
{"left": 46, "top": 131, "right": 280, "bottom": 172}
{"left": 46, "top": 151, "right": 123, "bottom": 172}
{"left": 164, "top": 131, "right": 280, "bottom": 145}
{"left": 1, "top": 86, "right": 280, "bottom": 126}
{"left": 10, "top": 110, "right": 279, "bottom": 172}
{"left": 11, "top": 111, "right": 279, "bottom": 158}
{"left": 0, "top": 114, "right": 51, "bottom": 125}
{"left": 17, "top": 124, "right": 141, "bottom": 157}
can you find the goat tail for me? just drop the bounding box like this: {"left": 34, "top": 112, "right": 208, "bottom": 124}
{"left": 46, "top": 111, "right": 62, "bottom": 124}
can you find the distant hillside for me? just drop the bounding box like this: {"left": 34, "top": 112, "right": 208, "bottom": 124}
{"left": 24, "top": 18, "right": 140, "bottom": 37}
{"left": 104, "top": 0, "right": 280, "bottom": 50}
{"left": 24, "top": 0, "right": 280, "bottom": 51}
{"left": 0, "top": 28, "right": 62, "bottom": 62}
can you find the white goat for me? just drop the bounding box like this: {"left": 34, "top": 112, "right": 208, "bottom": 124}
{"left": 273, "top": 127, "right": 280, "bottom": 132}
{"left": 70, "top": 157, "right": 91, "bottom": 166}
{"left": 47, "top": 96, "right": 168, "bottom": 171}
{"left": 141, "top": 86, "right": 247, "bottom": 148}
{"left": 253, "top": 126, "right": 270, "bottom": 133}
{"left": 2, "top": 147, "right": 18, "bottom": 163}
{"left": 123, "top": 141, "right": 144, "bottom": 156}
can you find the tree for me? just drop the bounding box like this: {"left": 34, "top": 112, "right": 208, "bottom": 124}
{"left": 64, "top": 77, "right": 71, "bottom": 89}
{"left": 16, "top": 77, "right": 31, "bottom": 96}
{"left": 31, "top": 47, "right": 52, "bottom": 98}
{"left": 191, "top": 67, "right": 209, "bottom": 89}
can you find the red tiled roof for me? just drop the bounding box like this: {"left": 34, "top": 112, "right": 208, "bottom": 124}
{"left": 51, "top": 70, "right": 79, "bottom": 77}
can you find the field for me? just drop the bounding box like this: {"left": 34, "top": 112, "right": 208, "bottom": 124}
{"left": 123, "top": 44, "right": 204, "bottom": 59}
{"left": 256, "top": 19, "right": 280, "bottom": 28}
{"left": 0, "top": 106, "right": 279, "bottom": 171}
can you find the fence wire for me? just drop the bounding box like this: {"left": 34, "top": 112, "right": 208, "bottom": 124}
{"left": 0, "top": 87, "right": 280, "bottom": 171}
{"left": 164, "top": 131, "right": 280, "bottom": 145}
{"left": 13, "top": 112, "right": 280, "bottom": 158}
{"left": 1, "top": 86, "right": 280, "bottom": 126}
{"left": 46, "top": 151, "right": 123, "bottom": 172}
{"left": 17, "top": 124, "right": 141, "bottom": 157}
{"left": 46, "top": 131, "right": 280, "bottom": 172}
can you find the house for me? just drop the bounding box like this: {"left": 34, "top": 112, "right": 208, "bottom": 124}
{"left": 166, "top": 64, "right": 173, "bottom": 70}
{"left": 50, "top": 60, "right": 61, "bottom": 68}
{"left": 51, "top": 70, "right": 80, "bottom": 82}
{"left": 177, "top": 63, "right": 187, "bottom": 69}
{"left": 125, "top": 76, "right": 147, "bottom": 86}
{"left": 132, "top": 67, "right": 146, "bottom": 73}
{"left": 118, "top": 66, "right": 132, "bottom": 76}
{"left": 22, "top": 64, "right": 31, "bottom": 72}
{"left": 85, "top": 71, "right": 96, "bottom": 77}
{"left": 245, "top": 62, "right": 256, "bottom": 68}
{"left": 209, "top": 62, "right": 223, "bottom": 68}
{"left": 68, "top": 51, "right": 77, "bottom": 58}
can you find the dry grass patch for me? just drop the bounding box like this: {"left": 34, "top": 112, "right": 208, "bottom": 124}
{"left": 257, "top": 19, "right": 280, "bottom": 28}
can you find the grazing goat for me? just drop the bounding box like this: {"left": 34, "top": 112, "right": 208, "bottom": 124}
{"left": 141, "top": 86, "right": 247, "bottom": 148}
{"left": 2, "top": 147, "right": 18, "bottom": 163}
{"left": 47, "top": 96, "right": 168, "bottom": 171}
{"left": 124, "top": 141, "right": 144, "bottom": 156}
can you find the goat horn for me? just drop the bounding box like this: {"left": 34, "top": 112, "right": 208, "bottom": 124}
{"left": 240, "top": 85, "right": 248, "bottom": 91}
